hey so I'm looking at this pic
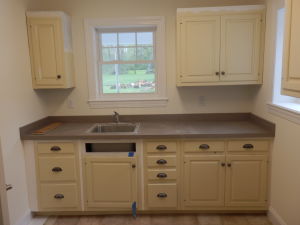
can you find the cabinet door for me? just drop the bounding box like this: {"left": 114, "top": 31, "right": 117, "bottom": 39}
{"left": 282, "top": 0, "right": 300, "bottom": 97}
{"left": 27, "top": 18, "right": 64, "bottom": 87}
{"left": 85, "top": 156, "right": 137, "bottom": 209}
{"left": 178, "top": 16, "right": 221, "bottom": 83}
{"left": 220, "top": 14, "right": 262, "bottom": 82}
{"left": 225, "top": 155, "right": 268, "bottom": 207}
{"left": 183, "top": 155, "right": 225, "bottom": 207}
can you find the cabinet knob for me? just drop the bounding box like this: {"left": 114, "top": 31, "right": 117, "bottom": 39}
{"left": 215, "top": 72, "right": 220, "bottom": 76}
{"left": 57, "top": 75, "right": 62, "bottom": 79}
{"left": 157, "top": 193, "right": 168, "bottom": 198}
{"left": 199, "top": 144, "right": 210, "bottom": 150}
{"left": 221, "top": 162, "right": 226, "bottom": 167}
{"left": 52, "top": 167, "right": 63, "bottom": 172}
{"left": 243, "top": 144, "right": 254, "bottom": 150}
{"left": 157, "top": 173, "right": 168, "bottom": 178}
{"left": 156, "top": 145, "right": 167, "bottom": 151}
{"left": 227, "top": 163, "right": 232, "bottom": 167}
{"left": 50, "top": 146, "right": 61, "bottom": 152}
{"left": 156, "top": 159, "right": 167, "bottom": 165}
{"left": 221, "top": 71, "right": 226, "bottom": 75}
{"left": 54, "top": 194, "right": 64, "bottom": 199}
{"left": 132, "top": 164, "right": 136, "bottom": 168}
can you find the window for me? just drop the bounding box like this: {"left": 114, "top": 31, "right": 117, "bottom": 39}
{"left": 268, "top": 8, "right": 300, "bottom": 124}
{"left": 85, "top": 17, "right": 167, "bottom": 108}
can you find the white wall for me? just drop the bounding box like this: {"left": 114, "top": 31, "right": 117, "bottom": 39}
{"left": 0, "top": 0, "right": 51, "bottom": 224}
{"left": 252, "top": 0, "right": 300, "bottom": 224}
{"left": 27, "top": 0, "right": 264, "bottom": 116}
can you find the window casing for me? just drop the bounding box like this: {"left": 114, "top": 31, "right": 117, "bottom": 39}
{"left": 85, "top": 17, "right": 167, "bottom": 108}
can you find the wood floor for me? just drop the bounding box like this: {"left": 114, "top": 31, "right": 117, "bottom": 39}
{"left": 45, "top": 214, "right": 272, "bottom": 225}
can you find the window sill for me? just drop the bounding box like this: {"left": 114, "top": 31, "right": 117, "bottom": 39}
{"left": 88, "top": 98, "right": 168, "bottom": 108}
{"left": 267, "top": 102, "right": 300, "bottom": 125}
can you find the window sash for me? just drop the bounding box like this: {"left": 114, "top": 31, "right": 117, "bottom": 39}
{"left": 97, "top": 29, "right": 157, "bottom": 95}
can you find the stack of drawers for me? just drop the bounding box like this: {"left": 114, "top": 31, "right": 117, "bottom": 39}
{"left": 144, "top": 141, "right": 178, "bottom": 209}
{"left": 35, "top": 142, "right": 81, "bottom": 211}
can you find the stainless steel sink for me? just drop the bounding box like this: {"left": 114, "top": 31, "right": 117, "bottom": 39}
{"left": 88, "top": 123, "right": 139, "bottom": 133}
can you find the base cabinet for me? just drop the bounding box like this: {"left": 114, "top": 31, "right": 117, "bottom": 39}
{"left": 225, "top": 155, "right": 268, "bottom": 207}
{"left": 183, "top": 155, "right": 225, "bottom": 207}
{"left": 84, "top": 156, "right": 137, "bottom": 209}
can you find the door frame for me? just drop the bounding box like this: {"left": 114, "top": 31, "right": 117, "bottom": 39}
{"left": 0, "top": 139, "right": 10, "bottom": 225}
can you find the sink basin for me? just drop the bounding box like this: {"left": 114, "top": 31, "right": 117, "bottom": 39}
{"left": 88, "top": 123, "right": 139, "bottom": 133}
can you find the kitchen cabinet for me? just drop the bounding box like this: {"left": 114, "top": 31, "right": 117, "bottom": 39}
{"left": 225, "top": 154, "right": 268, "bottom": 207}
{"left": 282, "top": 0, "right": 300, "bottom": 97}
{"left": 35, "top": 142, "right": 81, "bottom": 211}
{"left": 177, "top": 5, "right": 265, "bottom": 86}
{"left": 84, "top": 156, "right": 137, "bottom": 209}
{"left": 26, "top": 11, "right": 75, "bottom": 89}
{"left": 183, "top": 155, "right": 225, "bottom": 207}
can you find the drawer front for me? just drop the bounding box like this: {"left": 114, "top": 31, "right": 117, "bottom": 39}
{"left": 147, "top": 184, "right": 177, "bottom": 208}
{"left": 37, "top": 143, "right": 75, "bottom": 154}
{"left": 147, "top": 156, "right": 177, "bottom": 167}
{"left": 145, "top": 142, "right": 177, "bottom": 153}
{"left": 39, "top": 183, "right": 79, "bottom": 209}
{"left": 147, "top": 169, "right": 177, "bottom": 181}
{"left": 183, "top": 141, "right": 225, "bottom": 153}
{"left": 38, "top": 156, "right": 77, "bottom": 182}
{"left": 228, "top": 140, "right": 269, "bottom": 152}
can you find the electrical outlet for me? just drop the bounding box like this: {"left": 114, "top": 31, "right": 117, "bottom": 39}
{"left": 67, "top": 99, "right": 75, "bottom": 109}
{"left": 199, "top": 96, "right": 206, "bottom": 106}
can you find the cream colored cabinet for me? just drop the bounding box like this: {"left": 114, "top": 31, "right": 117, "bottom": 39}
{"left": 35, "top": 142, "right": 81, "bottom": 211}
{"left": 282, "top": 0, "right": 300, "bottom": 97}
{"left": 27, "top": 12, "right": 74, "bottom": 89}
{"left": 225, "top": 154, "right": 268, "bottom": 207}
{"left": 178, "top": 16, "right": 220, "bottom": 83}
{"left": 177, "top": 6, "right": 265, "bottom": 86}
{"left": 183, "top": 155, "right": 225, "bottom": 207}
{"left": 84, "top": 156, "right": 137, "bottom": 209}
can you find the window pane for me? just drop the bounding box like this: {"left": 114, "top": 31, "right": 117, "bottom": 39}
{"left": 101, "top": 64, "right": 155, "bottom": 94}
{"left": 101, "top": 64, "right": 118, "bottom": 94}
{"left": 137, "top": 32, "right": 153, "bottom": 46}
{"left": 119, "top": 33, "right": 136, "bottom": 47}
{"left": 102, "top": 48, "right": 117, "bottom": 62}
{"left": 101, "top": 33, "right": 117, "bottom": 47}
{"left": 137, "top": 47, "right": 153, "bottom": 60}
{"left": 119, "top": 47, "right": 136, "bottom": 61}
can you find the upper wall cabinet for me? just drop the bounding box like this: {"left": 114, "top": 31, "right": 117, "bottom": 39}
{"left": 27, "top": 12, "right": 75, "bottom": 89}
{"left": 177, "top": 5, "right": 265, "bottom": 86}
{"left": 282, "top": 0, "right": 300, "bottom": 97}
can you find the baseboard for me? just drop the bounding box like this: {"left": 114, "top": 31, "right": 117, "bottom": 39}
{"left": 15, "top": 210, "right": 47, "bottom": 225}
{"left": 268, "top": 207, "right": 288, "bottom": 225}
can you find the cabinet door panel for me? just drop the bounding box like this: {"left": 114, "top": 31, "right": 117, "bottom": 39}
{"left": 85, "top": 157, "right": 137, "bottom": 209}
{"left": 282, "top": 0, "right": 300, "bottom": 96}
{"left": 28, "top": 18, "right": 64, "bottom": 86}
{"left": 220, "top": 14, "right": 262, "bottom": 81}
{"left": 183, "top": 155, "right": 225, "bottom": 207}
{"left": 225, "top": 155, "right": 268, "bottom": 207}
{"left": 179, "top": 16, "right": 220, "bottom": 82}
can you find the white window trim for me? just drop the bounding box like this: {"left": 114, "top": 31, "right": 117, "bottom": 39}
{"left": 84, "top": 17, "right": 168, "bottom": 108}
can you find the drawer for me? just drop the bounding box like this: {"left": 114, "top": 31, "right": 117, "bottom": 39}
{"left": 37, "top": 143, "right": 75, "bottom": 154}
{"left": 38, "top": 156, "right": 77, "bottom": 182}
{"left": 147, "top": 169, "right": 177, "bottom": 181}
{"left": 39, "top": 183, "right": 80, "bottom": 209}
{"left": 228, "top": 140, "right": 269, "bottom": 152}
{"left": 183, "top": 141, "right": 225, "bottom": 153}
{"left": 147, "top": 156, "right": 176, "bottom": 167}
{"left": 145, "top": 142, "right": 177, "bottom": 153}
{"left": 147, "top": 184, "right": 177, "bottom": 208}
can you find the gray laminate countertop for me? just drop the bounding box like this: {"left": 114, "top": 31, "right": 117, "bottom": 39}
{"left": 20, "top": 113, "right": 275, "bottom": 140}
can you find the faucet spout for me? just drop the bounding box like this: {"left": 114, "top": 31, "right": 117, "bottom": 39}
{"left": 113, "top": 111, "right": 120, "bottom": 123}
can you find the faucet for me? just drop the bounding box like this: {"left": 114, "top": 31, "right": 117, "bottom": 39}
{"left": 113, "top": 111, "right": 120, "bottom": 123}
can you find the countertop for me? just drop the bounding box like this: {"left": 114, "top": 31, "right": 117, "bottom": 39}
{"left": 20, "top": 113, "right": 275, "bottom": 140}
